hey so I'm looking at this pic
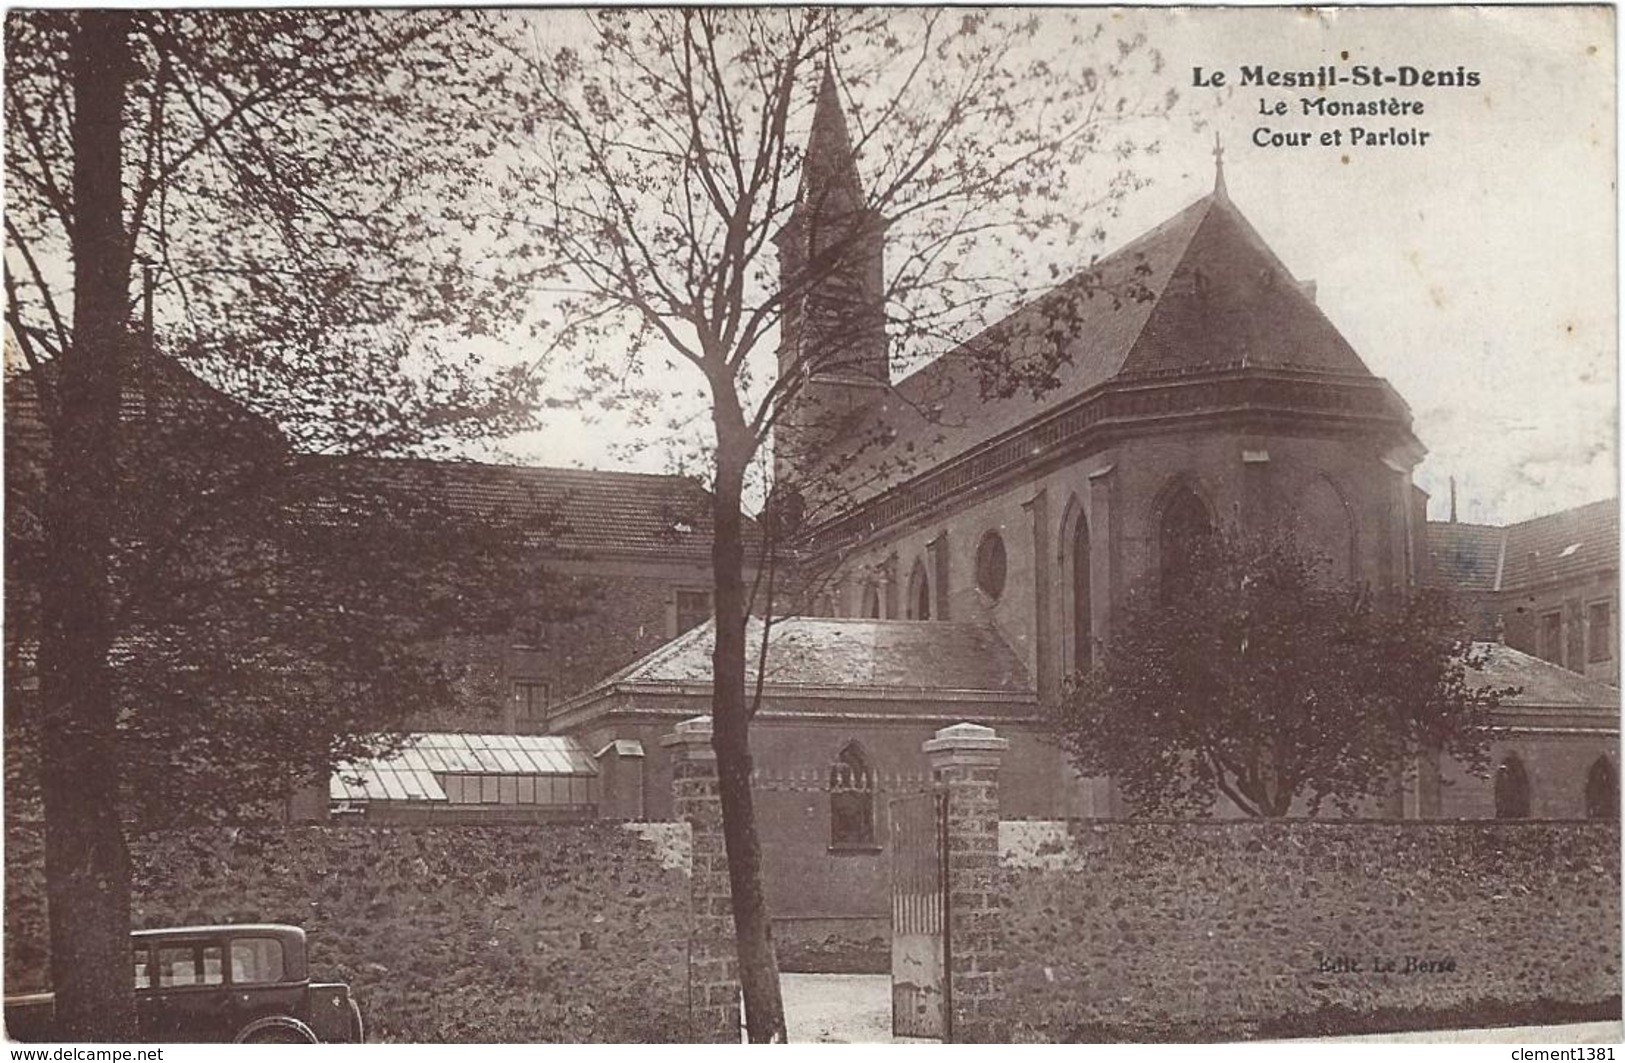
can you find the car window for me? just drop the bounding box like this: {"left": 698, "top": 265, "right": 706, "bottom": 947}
{"left": 156, "top": 946, "right": 198, "bottom": 987}
{"left": 200, "top": 945, "right": 225, "bottom": 986}
{"left": 229, "top": 938, "right": 285, "bottom": 984}
{"left": 133, "top": 944, "right": 150, "bottom": 990}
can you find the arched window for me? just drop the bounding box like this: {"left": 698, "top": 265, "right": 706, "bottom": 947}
{"left": 1585, "top": 757, "right": 1617, "bottom": 821}
{"left": 1071, "top": 511, "right": 1093, "bottom": 672}
{"left": 1494, "top": 753, "right": 1531, "bottom": 819}
{"left": 975, "top": 531, "right": 1007, "bottom": 600}
{"left": 1297, "top": 477, "right": 1354, "bottom": 584}
{"left": 830, "top": 743, "right": 875, "bottom": 847}
{"left": 861, "top": 584, "right": 882, "bottom": 619}
{"left": 907, "top": 560, "right": 931, "bottom": 620}
{"left": 1159, "top": 485, "right": 1213, "bottom": 595}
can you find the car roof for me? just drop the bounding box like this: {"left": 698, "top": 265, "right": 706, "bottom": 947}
{"left": 131, "top": 924, "right": 305, "bottom": 941}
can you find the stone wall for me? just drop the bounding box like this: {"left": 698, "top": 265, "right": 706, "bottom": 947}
{"left": 985, "top": 819, "right": 1621, "bottom": 1041}
{"left": 5, "top": 821, "right": 697, "bottom": 1042}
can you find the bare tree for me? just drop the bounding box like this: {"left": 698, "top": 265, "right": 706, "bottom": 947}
{"left": 5, "top": 10, "right": 543, "bottom": 1038}
{"left": 485, "top": 9, "right": 1175, "bottom": 1039}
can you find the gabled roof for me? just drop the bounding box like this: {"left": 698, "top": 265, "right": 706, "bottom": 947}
{"left": 1426, "top": 522, "right": 1507, "bottom": 592}
{"left": 310, "top": 456, "right": 749, "bottom": 561}
{"left": 566, "top": 615, "right": 1034, "bottom": 704}
{"left": 823, "top": 190, "right": 1382, "bottom": 504}
{"left": 1425, "top": 498, "right": 1617, "bottom": 595}
{"left": 1502, "top": 497, "right": 1618, "bottom": 591}
{"left": 1472, "top": 643, "right": 1619, "bottom": 709}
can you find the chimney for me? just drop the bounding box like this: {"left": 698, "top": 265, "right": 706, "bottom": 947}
{"left": 1449, "top": 476, "right": 1458, "bottom": 523}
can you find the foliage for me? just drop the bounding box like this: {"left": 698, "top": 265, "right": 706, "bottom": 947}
{"left": 1052, "top": 531, "right": 1511, "bottom": 817}
{"left": 5, "top": 387, "right": 575, "bottom": 829}
{"left": 6, "top": 10, "right": 536, "bottom": 452}
{"left": 4, "top": 10, "right": 559, "bottom": 1037}
{"left": 4, "top": 7, "right": 570, "bottom": 824}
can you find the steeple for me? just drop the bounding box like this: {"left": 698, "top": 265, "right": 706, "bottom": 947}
{"left": 801, "top": 59, "right": 864, "bottom": 209}
{"left": 1212, "top": 131, "right": 1227, "bottom": 199}
{"left": 772, "top": 58, "right": 891, "bottom": 489}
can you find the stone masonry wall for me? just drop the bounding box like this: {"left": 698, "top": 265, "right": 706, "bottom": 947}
{"left": 986, "top": 819, "right": 1621, "bottom": 1041}
{"left": 5, "top": 821, "right": 693, "bottom": 1043}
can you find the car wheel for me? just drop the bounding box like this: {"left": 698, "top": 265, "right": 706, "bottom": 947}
{"left": 235, "top": 1016, "right": 318, "bottom": 1044}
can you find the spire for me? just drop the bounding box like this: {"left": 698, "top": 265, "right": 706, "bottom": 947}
{"left": 1212, "top": 131, "right": 1227, "bottom": 198}
{"left": 801, "top": 56, "right": 863, "bottom": 206}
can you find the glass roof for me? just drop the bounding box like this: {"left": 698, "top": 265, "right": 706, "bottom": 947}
{"left": 332, "top": 732, "right": 599, "bottom": 804}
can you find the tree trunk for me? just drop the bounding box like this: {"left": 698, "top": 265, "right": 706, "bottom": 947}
{"left": 708, "top": 405, "right": 787, "bottom": 1043}
{"left": 37, "top": 10, "right": 138, "bottom": 1040}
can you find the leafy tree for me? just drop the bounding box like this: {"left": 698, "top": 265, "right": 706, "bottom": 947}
{"left": 484, "top": 8, "right": 1175, "bottom": 1038}
{"left": 1052, "top": 530, "right": 1510, "bottom": 818}
{"left": 5, "top": 10, "right": 546, "bottom": 1039}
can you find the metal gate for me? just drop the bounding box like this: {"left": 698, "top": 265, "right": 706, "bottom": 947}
{"left": 890, "top": 789, "right": 949, "bottom": 1040}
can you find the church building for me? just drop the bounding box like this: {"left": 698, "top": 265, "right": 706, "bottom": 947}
{"left": 524, "top": 73, "right": 1618, "bottom": 955}
{"left": 320, "top": 72, "right": 1616, "bottom": 961}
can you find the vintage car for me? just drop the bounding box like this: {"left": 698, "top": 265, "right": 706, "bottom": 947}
{"left": 5, "top": 924, "right": 363, "bottom": 1044}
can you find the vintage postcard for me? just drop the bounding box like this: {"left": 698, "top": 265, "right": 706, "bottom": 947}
{"left": 2, "top": 5, "right": 1616, "bottom": 1050}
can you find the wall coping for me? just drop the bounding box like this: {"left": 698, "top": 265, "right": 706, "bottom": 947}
{"left": 659, "top": 714, "right": 713, "bottom": 749}
{"left": 923, "top": 721, "right": 1010, "bottom": 755}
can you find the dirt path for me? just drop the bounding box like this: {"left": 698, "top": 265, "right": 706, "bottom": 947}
{"left": 779, "top": 974, "right": 1621, "bottom": 1045}
{"left": 782, "top": 973, "right": 911, "bottom": 1044}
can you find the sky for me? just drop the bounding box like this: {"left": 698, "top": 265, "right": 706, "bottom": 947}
{"left": 495, "top": 6, "right": 1616, "bottom": 527}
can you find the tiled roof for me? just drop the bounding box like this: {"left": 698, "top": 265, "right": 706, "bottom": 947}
{"left": 1426, "top": 498, "right": 1617, "bottom": 595}
{"left": 308, "top": 456, "right": 749, "bottom": 560}
{"left": 574, "top": 616, "right": 1034, "bottom": 700}
{"left": 1501, "top": 497, "right": 1618, "bottom": 590}
{"left": 331, "top": 732, "right": 597, "bottom": 803}
{"left": 1471, "top": 643, "right": 1619, "bottom": 709}
{"left": 825, "top": 190, "right": 1380, "bottom": 505}
{"left": 1425, "top": 522, "right": 1506, "bottom": 592}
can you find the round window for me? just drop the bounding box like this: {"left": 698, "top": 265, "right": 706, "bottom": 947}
{"left": 975, "top": 531, "right": 1007, "bottom": 599}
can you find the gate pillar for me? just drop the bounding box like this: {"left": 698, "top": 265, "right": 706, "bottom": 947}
{"left": 924, "top": 722, "right": 1007, "bottom": 1041}
{"left": 662, "top": 715, "right": 741, "bottom": 1042}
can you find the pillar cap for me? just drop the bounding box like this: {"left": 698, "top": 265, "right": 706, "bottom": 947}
{"left": 923, "top": 721, "right": 1009, "bottom": 755}
{"left": 660, "top": 714, "right": 714, "bottom": 748}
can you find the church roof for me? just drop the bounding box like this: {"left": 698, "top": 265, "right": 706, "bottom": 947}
{"left": 1472, "top": 642, "right": 1619, "bottom": 709}
{"left": 824, "top": 190, "right": 1386, "bottom": 505}
{"left": 567, "top": 615, "right": 1034, "bottom": 702}
{"left": 309, "top": 456, "right": 748, "bottom": 561}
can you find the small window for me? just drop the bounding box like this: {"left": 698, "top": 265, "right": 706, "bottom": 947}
{"left": 133, "top": 944, "right": 150, "bottom": 990}
{"left": 861, "top": 584, "right": 882, "bottom": 618}
{"left": 675, "top": 589, "right": 713, "bottom": 636}
{"left": 830, "top": 743, "right": 876, "bottom": 848}
{"left": 1588, "top": 601, "right": 1613, "bottom": 663}
{"left": 230, "top": 938, "right": 286, "bottom": 984}
{"left": 1586, "top": 758, "right": 1618, "bottom": 821}
{"left": 1540, "top": 611, "right": 1564, "bottom": 666}
{"left": 907, "top": 560, "right": 931, "bottom": 620}
{"left": 975, "top": 531, "right": 1007, "bottom": 599}
{"left": 1495, "top": 754, "right": 1531, "bottom": 819}
{"left": 510, "top": 620, "right": 541, "bottom": 650}
{"left": 513, "top": 680, "right": 550, "bottom": 721}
